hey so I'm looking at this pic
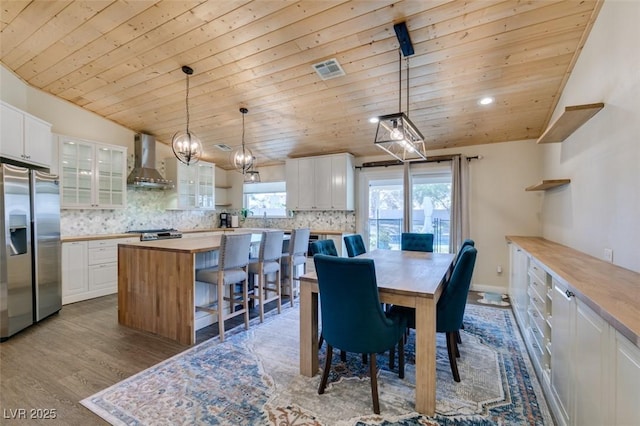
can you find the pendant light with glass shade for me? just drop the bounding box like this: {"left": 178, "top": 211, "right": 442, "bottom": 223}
{"left": 172, "top": 65, "right": 203, "bottom": 165}
{"left": 244, "top": 159, "right": 261, "bottom": 182}
{"left": 373, "top": 22, "right": 426, "bottom": 162}
{"left": 231, "top": 107, "right": 255, "bottom": 174}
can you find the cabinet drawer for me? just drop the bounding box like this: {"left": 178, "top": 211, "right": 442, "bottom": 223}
{"left": 529, "top": 307, "right": 547, "bottom": 337}
{"left": 528, "top": 327, "right": 545, "bottom": 362}
{"left": 88, "top": 262, "right": 117, "bottom": 291}
{"left": 528, "top": 270, "right": 547, "bottom": 300}
{"left": 528, "top": 258, "right": 547, "bottom": 282}
{"left": 88, "top": 246, "right": 117, "bottom": 264}
{"left": 528, "top": 284, "right": 546, "bottom": 315}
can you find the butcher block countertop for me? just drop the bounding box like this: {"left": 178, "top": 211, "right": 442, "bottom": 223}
{"left": 61, "top": 227, "right": 351, "bottom": 242}
{"left": 118, "top": 233, "right": 261, "bottom": 254}
{"left": 506, "top": 236, "right": 640, "bottom": 347}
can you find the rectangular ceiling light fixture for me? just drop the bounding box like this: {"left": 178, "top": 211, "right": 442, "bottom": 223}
{"left": 312, "top": 58, "right": 346, "bottom": 80}
{"left": 373, "top": 21, "right": 426, "bottom": 162}
{"left": 374, "top": 112, "right": 426, "bottom": 161}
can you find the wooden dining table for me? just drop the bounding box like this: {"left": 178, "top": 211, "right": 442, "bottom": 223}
{"left": 298, "top": 249, "right": 455, "bottom": 416}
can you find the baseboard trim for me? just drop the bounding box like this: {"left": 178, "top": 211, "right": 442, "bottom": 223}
{"left": 470, "top": 283, "right": 508, "bottom": 295}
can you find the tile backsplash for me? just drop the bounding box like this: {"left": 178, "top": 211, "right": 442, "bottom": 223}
{"left": 60, "top": 189, "right": 355, "bottom": 236}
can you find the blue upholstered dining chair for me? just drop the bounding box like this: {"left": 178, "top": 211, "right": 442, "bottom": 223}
{"left": 195, "top": 233, "right": 253, "bottom": 342}
{"left": 391, "top": 245, "right": 477, "bottom": 382}
{"left": 281, "top": 228, "right": 311, "bottom": 307}
{"left": 313, "top": 254, "right": 406, "bottom": 414}
{"left": 309, "top": 239, "right": 338, "bottom": 257}
{"left": 453, "top": 238, "right": 475, "bottom": 343}
{"left": 401, "top": 232, "right": 434, "bottom": 252}
{"left": 248, "top": 230, "right": 285, "bottom": 323}
{"left": 343, "top": 234, "right": 366, "bottom": 257}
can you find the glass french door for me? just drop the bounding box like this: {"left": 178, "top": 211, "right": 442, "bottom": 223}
{"left": 361, "top": 164, "right": 451, "bottom": 252}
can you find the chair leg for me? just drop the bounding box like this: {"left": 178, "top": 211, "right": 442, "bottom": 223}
{"left": 258, "top": 271, "right": 265, "bottom": 323}
{"left": 369, "top": 353, "right": 380, "bottom": 414}
{"left": 340, "top": 350, "right": 347, "bottom": 362}
{"left": 454, "top": 334, "right": 460, "bottom": 358}
{"left": 318, "top": 344, "right": 333, "bottom": 394}
{"left": 398, "top": 336, "right": 405, "bottom": 379}
{"left": 276, "top": 267, "right": 282, "bottom": 314}
{"left": 362, "top": 353, "right": 367, "bottom": 365}
{"left": 318, "top": 331, "right": 324, "bottom": 348}
{"left": 217, "top": 278, "right": 225, "bottom": 342}
{"left": 456, "top": 329, "right": 462, "bottom": 344}
{"left": 446, "top": 332, "right": 461, "bottom": 382}
{"left": 243, "top": 277, "right": 249, "bottom": 330}
{"left": 289, "top": 262, "right": 295, "bottom": 307}
{"left": 389, "top": 345, "right": 395, "bottom": 370}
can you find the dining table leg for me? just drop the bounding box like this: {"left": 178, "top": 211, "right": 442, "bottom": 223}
{"left": 414, "top": 296, "right": 437, "bottom": 416}
{"left": 299, "top": 282, "right": 319, "bottom": 376}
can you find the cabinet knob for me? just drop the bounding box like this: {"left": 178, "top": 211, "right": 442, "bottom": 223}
{"left": 565, "top": 289, "right": 575, "bottom": 298}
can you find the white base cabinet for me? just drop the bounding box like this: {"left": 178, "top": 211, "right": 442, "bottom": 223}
{"left": 509, "top": 240, "right": 640, "bottom": 426}
{"left": 612, "top": 332, "right": 640, "bottom": 425}
{"left": 61, "top": 241, "right": 89, "bottom": 302}
{"left": 62, "top": 237, "right": 138, "bottom": 304}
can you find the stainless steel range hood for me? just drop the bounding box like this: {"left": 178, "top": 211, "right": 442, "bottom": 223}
{"left": 127, "top": 133, "right": 174, "bottom": 189}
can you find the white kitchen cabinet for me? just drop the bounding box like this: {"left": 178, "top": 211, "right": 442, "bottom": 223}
{"left": 551, "top": 280, "right": 574, "bottom": 426}
{"left": 285, "top": 153, "right": 354, "bottom": 211}
{"left": 61, "top": 241, "right": 88, "bottom": 303}
{"left": 62, "top": 237, "right": 137, "bottom": 304}
{"left": 59, "top": 135, "right": 126, "bottom": 209}
{"left": 165, "top": 158, "right": 215, "bottom": 210}
{"left": 508, "top": 243, "right": 529, "bottom": 328}
{"left": 551, "top": 279, "right": 611, "bottom": 426}
{"left": 574, "top": 299, "right": 609, "bottom": 426}
{"left": 0, "top": 101, "right": 53, "bottom": 167}
{"left": 612, "top": 331, "right": 640, "bottom": 425}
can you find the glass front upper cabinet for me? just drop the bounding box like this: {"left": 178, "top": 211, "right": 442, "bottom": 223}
{"left": 59, "top": 136, "right": 127, "bottom": 209}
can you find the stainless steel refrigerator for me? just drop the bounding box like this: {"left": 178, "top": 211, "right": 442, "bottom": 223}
{"left": 1, "top": 162, "right": 61, "bottom": 340}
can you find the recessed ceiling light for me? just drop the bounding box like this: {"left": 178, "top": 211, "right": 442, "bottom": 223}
{"left": 369, "top": 117, "right": 379, "bottom": 123}
{"left": 479, "top": 97, "right": 494, "bottom": 105}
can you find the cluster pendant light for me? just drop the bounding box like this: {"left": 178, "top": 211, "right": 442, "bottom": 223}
{"left": 373, "top": 22, "right": 426, "bottom": 162}
{"left": 232, "top": 108, "right": 259, "bottom": 181}
{"left": 172, "top": 66, "right": 203, "bottom": 165}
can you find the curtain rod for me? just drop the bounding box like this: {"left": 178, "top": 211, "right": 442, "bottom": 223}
{"left": 357, "top": 154, "right": 481, "bottom": 169}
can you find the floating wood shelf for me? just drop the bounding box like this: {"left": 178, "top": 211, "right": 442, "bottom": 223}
{"left": 525, "top": 179, "right": 571, "bottom": 191}
{"left": 215, "top": 185, "right": 231, "bottom": 189}
{"left": 215, "top": 203, "right": 232, "bottom": 207}
{"left": 537, "top": 103, "right": 604, "bottom": 144}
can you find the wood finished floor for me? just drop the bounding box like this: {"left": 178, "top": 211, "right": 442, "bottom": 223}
{"left": 0, "top": 293, "right": 280, "bottom": 425}
{"left": 0, "top": 288, "right": 502, "bottom": 425}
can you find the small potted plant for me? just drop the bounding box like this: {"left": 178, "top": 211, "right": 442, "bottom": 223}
{"left": 240, "top": 208, "right": 253, "bottom": 221}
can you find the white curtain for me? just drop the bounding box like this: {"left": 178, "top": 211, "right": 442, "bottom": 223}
{"left": 403, "top": 162, "right": 411, "bottom": 232}
{"left": 450, "top": 155, "right": 470, "bottom": 253}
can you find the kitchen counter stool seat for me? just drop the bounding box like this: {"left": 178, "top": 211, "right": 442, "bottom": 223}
{"left": 195, "top": 233, "right": 252, "bottom": 342}
{"left": 248, "top": 230, "right": 285, "bottom": 322}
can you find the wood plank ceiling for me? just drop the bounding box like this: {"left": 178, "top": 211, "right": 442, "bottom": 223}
{"left": 1, "top": 0, "right": 602, "bottom": 169}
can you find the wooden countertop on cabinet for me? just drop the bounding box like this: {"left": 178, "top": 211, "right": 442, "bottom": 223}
{"left": 506, "top": 236, "right": 640, "bottom": 346}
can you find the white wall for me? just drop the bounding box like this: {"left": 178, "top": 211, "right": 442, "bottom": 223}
{"left": 540, "top": 0, "right": 640, "bottom": 272}
{"left": 1, "top": 65, "right": 136, "bottom": 152}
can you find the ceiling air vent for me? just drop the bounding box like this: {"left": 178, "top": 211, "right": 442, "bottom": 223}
{"left": 312, "top": 58, "right": 345, "bottom": 80}
{"left": 214, "top": 143, "right": 232, "bottom": 152}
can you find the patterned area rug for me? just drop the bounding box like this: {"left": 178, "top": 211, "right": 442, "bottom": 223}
{"left": 81, "top": 304, "right": 553, "bottom": 425}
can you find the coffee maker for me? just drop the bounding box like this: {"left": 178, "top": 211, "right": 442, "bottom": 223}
{"left": 219, "top": 212, "right": 230, "bottom": 228}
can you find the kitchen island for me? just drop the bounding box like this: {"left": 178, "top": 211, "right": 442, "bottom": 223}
{"left": 117, "top": 233, "right": 261, "bottom": 345}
